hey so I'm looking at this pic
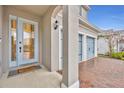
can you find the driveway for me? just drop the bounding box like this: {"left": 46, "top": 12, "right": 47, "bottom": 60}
{"left": 79, "top": 57, "right": 124, "bottom": 88}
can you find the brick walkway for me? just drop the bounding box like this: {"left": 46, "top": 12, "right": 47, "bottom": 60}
{"left": 79, "top": 57, "right": 124, "bottom": 88}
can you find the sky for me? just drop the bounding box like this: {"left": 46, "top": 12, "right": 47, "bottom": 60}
{"left": 88, "top": 5, "right": 124, "bottom": 31}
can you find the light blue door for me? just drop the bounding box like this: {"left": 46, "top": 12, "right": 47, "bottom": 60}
{"left": 78, "top": 34, "right": 83, "bottom": 62}
{"left": 87, "top": 36, "right": 95, "bottom": 59}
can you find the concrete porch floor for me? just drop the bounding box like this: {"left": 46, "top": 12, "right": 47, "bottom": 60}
{"left": 0, "top": 66, "right": 62, "bottom": 88}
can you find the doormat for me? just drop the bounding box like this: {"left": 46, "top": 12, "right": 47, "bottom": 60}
{"left": 8, "top": 65, "right": 41, "bottom": 78}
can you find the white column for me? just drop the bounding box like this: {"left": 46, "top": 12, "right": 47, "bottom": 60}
{"left": 83, "top": 35, "right": 87, "bottom": 61}
{"left": 61, "top": 5, "right": 79, "bottom": 88}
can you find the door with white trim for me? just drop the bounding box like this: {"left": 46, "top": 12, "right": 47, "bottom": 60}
{"left": 9, "top": 15, "right": 38, "bottom": 67}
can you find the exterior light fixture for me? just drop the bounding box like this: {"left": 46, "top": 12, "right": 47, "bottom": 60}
{"left": 54, "top": 20, "right": 59, "bottom": 30}
{"left": 0, "top": 37, "right": 2, "bottom": 42}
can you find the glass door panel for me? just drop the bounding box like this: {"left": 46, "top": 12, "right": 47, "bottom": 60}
{"left": 18, "top": 18, "right": 38, "bottom": 66}
{"left": 11, "top": 20, "right": 17, "bottom": 61}
{"left": 23, "top": 23, "right": 34, "bottom": 60}
{"left": 9, "top": 16, "right": 18, "bottom": 67}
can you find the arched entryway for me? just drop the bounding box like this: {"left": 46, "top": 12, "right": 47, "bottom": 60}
{"left": 51, "top": 6, "right": 63, "bottom": 71}
{"left": 51, "top": 6, "right": 79, "bottom": 87}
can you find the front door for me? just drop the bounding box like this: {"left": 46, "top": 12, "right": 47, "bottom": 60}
{"left": 9, "top": 15, "right": 38, "bottom": 67}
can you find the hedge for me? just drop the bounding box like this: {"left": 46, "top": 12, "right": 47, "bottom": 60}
{"left": 111, "top": 52, "right": 124, "bottom": 61}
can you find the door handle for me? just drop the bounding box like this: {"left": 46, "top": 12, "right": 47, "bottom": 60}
{"left": 19, "top": 47, "right": 21, "bottom": 53}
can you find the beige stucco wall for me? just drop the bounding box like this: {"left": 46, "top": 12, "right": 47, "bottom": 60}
{"left": 42, "top": 8, "right": 52, "bottom": 71}
{"left": 2, "top": 6, "right": 42, "bottom": 72}
{"left": 0, "top": 5, "right": 3, "bottom": 77}
{"left": 42, "top": 5, "right": 60, "bottom": 71}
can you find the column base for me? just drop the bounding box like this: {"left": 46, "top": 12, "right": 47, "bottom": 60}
{"left": 61, "top": 80, "right": 79, "bottom": 88}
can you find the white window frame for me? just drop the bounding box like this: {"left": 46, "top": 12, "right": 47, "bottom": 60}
{"left": 78, "top": 32, "right": 84, "bottom": 63}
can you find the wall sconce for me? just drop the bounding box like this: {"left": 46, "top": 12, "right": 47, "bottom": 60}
{"left": 54, "top": 20, "right": 59, "bottom": 30}
{"left": 0, "top": 37, "right": 2, "bottom": 42}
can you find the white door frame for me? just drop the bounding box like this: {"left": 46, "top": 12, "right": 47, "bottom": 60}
{"left": 9, "top": 15, "right": 39, "bottom": 68}
{"left": 59, "top": 25, "right": 63, "bottom": 70}
{"left": 78, "top": 34, "right": 84, "bottom": 63}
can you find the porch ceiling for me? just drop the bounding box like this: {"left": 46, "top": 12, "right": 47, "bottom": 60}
{"left": 11, "top": 5, "right": 50, "bottom": 16}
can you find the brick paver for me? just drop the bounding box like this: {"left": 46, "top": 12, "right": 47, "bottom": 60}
{"left": 79, "top": 57, "right": 124, "bottom": 88}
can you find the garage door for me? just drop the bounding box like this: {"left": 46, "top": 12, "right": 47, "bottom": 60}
{"left": 87, "top": 36, "right": 95, "bottom": 59}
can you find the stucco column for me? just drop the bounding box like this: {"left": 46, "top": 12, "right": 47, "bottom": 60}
{"left": 0, "top": 5, "right": 3, "bottom": 77}
{"left": 61, "top": 5, "right": 79, "bottom": 88}
{"left": 83, "top": 35, "right": 87, "bottom": 61}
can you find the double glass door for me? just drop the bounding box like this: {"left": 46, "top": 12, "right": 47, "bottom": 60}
{"left": 9, "top": 15, "right": 38, "bottom": 67}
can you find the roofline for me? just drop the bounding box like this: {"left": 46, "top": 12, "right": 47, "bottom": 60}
{"left": 79, "top": 16, "right": 101, "bottom": 33}
{"left": 82, "top": 5, "right": 91, "bottom": 11}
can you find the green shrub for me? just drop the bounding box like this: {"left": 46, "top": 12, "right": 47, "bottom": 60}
{"left": 111, "top": 52, "right": 124, "bottom": 61}
{"left": 122, "top": 52, "right": 124, "bottom": 57}
{"left": 111, "top": 53, "right": 115, "bottom": 58}
{"left": 121, "top": 57, "right": 124, "bottom": 61}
